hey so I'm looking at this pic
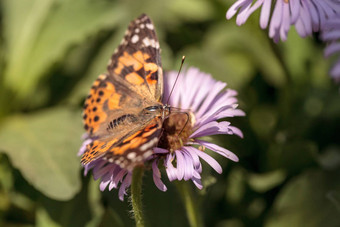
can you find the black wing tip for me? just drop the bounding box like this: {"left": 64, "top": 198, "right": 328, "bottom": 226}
{"left": 137, "top": 13, "right": 149, "bottom": 19}
{"left": 135, "top": 14, "right": 152, "bottom": 24}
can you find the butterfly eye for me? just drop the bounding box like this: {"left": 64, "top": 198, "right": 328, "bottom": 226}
{"left": 144, "top": 105, "right": 161, "bottom": 114}
{"left": 143, "top": 109, "right": 153, "bottom": 115}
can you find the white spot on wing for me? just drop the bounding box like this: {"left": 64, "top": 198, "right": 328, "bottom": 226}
{"left": 142, "top": 37, "right": 159, "bottom": 49}
{"left": 98, "top": 74, "right": 107, "bottom": 80}
{"left": 143, "top": 150, "right": 153, "bottom": 158}
{"left": 120, "top": 38, "right": 127, "bottom": 45}
{"left": 127, "top": 152, "right": 137, "bottom": 159}
{"left": 142, "top": 37, "right": 151, "bottom": 47}
{"left": 131, "top": 34, "right": 139, "bottom": 43}
{"left": 146, "top": 23, "right": 154, "bottom": 30}
{"left": 140, "top": 15, "right": 148, "bottom": 22}
{"left": 140, "top": 137, "right": 158, "bottom": 151}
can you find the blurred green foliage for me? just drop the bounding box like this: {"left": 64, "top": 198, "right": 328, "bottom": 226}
{"left": 0, "top": 0, "right": 339, "bottom": 226}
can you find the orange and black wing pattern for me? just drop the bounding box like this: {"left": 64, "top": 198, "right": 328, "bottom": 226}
{"left": 107, "top": 14, "right": 163, "bottom": 101}
{"left": 81, "top": 14, "right": 164, "bottom": 170}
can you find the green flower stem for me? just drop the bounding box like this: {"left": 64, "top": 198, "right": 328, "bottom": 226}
{"left": 176, "top": 181, "right": 203, "bottom": 227}
{"left": 131, "top": 167, "right": 145, "bottom": 227}
{"left": 269, "top": 38, "right": 293, "bottom": 84}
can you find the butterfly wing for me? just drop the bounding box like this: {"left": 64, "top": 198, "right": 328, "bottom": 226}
{"left": 81, "top": 72, "right": 162, "bottom": 166}
{"left": 83, "top": 14, "right": 162, "bottom": 136}
{"left": 81, "top": 117, "right": 162, "bottom": 171}
{"left": 83, "top": 73, "right": 153, "bottom": 136}
{"left": 81, "top": 14, "right": 164, "bottom": 169}
{"left": 107, "top": 13, "right": 163, "bottom": 102}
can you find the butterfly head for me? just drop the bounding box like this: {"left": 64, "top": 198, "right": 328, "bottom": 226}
{"left": 143, "top": 104, "right": 171, "bottom": 120}
{"left": 157, "top": 109, "right": 194, "bottom": 153}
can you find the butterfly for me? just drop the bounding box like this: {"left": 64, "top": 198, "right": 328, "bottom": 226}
{"left": 81, "top": 14, "right": 171, "bottom": 171}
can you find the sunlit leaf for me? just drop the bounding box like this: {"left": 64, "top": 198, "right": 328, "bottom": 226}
{"left": 36, "top": 207, "right": 61, "bottom": 227}
{"left": 118, "top": 0, "right": 213, "bottom": 27}
{"left": 1, "top": 0, "right": 123, "bottom": 100}
{"left": 248, "top": 170, "right": 286, "bottom": 193}
{"left": 0, "top": 108, "right": 82, "bottom": 200}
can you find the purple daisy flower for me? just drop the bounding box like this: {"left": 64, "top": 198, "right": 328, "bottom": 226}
{"left": 226, "top": 0, "right": 340, "bottom": 43}
{"left": 79, "top": 67, "right": 244, "bottom": 200}
{"left": 151, "top": 67, "right": 245, "bottom": 191}
{"left": 322, "top": 15, "right": 340, "bottom": 82}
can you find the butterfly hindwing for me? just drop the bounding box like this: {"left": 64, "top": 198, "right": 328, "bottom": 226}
{"left": 81, "top": 117, "right": 162, "bottom": 170}
{"left": 103, "top": 117, "right": 162, "bottom": 170}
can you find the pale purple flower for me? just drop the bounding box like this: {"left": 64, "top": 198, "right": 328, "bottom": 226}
{"left": 79, "top": 67, "right": 244, "bottom": 200}
{"left": 322, "top": 15, "right": 340, "bottom": 82}
{"left": 151, "top": 67, "right": 245, "bottom": 191}
{"left": 226, "top": 0, "right": 340, "bottom": 43}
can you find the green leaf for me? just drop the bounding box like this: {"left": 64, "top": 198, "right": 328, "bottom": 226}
{"left": 36, "top": 206, "right": 61, "bottom": 227}
{"left": 248, "top": 170, "right": 286, "bottom": 193}
{"left": 1, "top": 0, "right": 123, "bottom": 100}
{"left": 267, "top": 141, "right": 318, "bottom": 173}
{"left": 68, "top": 31, "right": 124, "bottom": 105}
{"left": 98, "top": 208, "right": 124, "bottom": 227}
{"left": 40, "top": 178, "right": 92, "bottom": 227}
{"left": 225, "top": 167, "right": 246, "bottom": 204}
{"left": 118, "top": 0, "right": 214, "bottom": 27}
{"left": 0, "top": 154, "right": 14, "bottom": 192}
{"left": 283, "top": 29, "right": 329, "bottom": 85}
{"left": 84, "top": 180, "right": 106, "bottom": 227}
{"left": 249, "top": 105, "right": 278, "bottom": 138}
{"left": 167, "top": 0, "right": 214, "bottom": 21}
{"left": 265, "top": 169, "right": 340, "bottom": 227}
{"left": 182, "top": 22, "right": 286, "bottom": 90}
{"left": 0, "top": 108, "right": 83, "bottom": 200}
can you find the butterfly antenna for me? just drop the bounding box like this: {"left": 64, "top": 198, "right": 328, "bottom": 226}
{"left": 166, "top": 56, "right": 185, "bottom": 105}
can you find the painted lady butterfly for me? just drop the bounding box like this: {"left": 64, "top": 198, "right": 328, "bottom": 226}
{"left": 81, "top": 14, "right": 170, "bottom": 171}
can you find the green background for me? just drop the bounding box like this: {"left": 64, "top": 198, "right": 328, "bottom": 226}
{"left": 0, "top": 0, "right": 339, "bottom": 226}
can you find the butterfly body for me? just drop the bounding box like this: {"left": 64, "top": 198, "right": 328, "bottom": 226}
{"left": 81, "top": 14, "right": 169, "bottom": 171}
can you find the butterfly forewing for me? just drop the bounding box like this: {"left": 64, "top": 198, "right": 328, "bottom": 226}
{"left": 81, "top": 14, "right": 164, "bottom": 170}
{"left": 107, "top": 14, "right": 163, "bottom": 102}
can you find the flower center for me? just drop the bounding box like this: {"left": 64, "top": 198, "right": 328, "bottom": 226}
{"left": 158, "top": 112, "right": 194, "bottom": 152}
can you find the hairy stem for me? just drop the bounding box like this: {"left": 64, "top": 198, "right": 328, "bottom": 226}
{"left": 131, "top": 167, "right": 145, "bottom": 227}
